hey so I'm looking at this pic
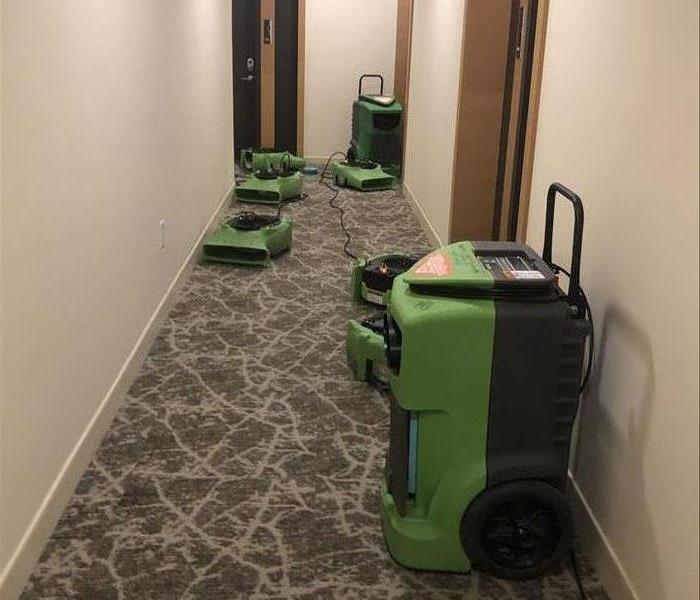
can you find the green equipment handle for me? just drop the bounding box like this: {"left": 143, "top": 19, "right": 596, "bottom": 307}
{"left": 280, "top": 152, "right": 291, "bottom": 173}
{"left": 358, "top": 74, "right": 384, "bottom": 97}
{"left": 241, "top": 149, "right": 254, "bottom": 171}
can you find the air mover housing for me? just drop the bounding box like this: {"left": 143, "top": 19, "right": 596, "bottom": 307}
{"left": 381, "top": 184, "right": 592, "bottom": 580}
{"left": 235, "top": 170, "right": 304, "bottom": 205}
{"left": 202, "top": 213, "right": 293, "bottom": 267}
{"left": 240, "top": 148, "right": 306, "bottom": 173}
{"left": 349, "top": 75, "right": 403, "bottom": 174}
{"left": 351, "top": 253, "right": 426, "bottom": 305}
{"left": 346, "top": 313, "right": 389, "bottom": 384}
{"left": 334, "top": 160, "right": 397, "bottom": 192}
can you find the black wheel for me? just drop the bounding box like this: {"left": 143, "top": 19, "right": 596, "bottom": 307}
{"left": 461, "top": 481, "right": 573, "bottom": 580}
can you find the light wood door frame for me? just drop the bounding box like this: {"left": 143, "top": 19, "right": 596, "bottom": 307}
{"left": 394, "top": 0, "right": 414, "bottom": 173}
{"left": 394, "top": 0, "right": 414, "bottom": 106}
{"left": 448, "top": 0, "right": 549, "bottom": 243}
{"left": 449, "top": 0, "right": 514, "bottom": 242}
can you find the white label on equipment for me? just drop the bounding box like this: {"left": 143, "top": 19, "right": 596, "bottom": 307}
{"left": 363, "top": 288, "right": 386, "bottom": 305}
{"left": 512, "top": 270, "right": 545, "bottom": 280}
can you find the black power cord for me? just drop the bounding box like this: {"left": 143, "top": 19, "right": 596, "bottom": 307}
{"left": 320, "top": 151, "right": 347, "bottom": 181}
{"left": 321, "top": 178, "right": 358, "bottom": 260}
{"left": 228, "top": 195, "right": 303, "bottom": 233}
{"left": 319, "top": 151, "right": 359, "bottom": 260}
{"left": 228, "top": 211, "right": 280, "bottom": 231}
{"left": 551, "top": 262, "right": 593, "bottom": 600}
{"left": 570, "top": 548, "right": 588, "bottom": 600}
{"left": 550, "top": 262, "right": 594, "bottom": 395}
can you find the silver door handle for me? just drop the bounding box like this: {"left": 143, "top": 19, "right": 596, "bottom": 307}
{"left": 241, "top": 74, "right": 255, "bottom": 83}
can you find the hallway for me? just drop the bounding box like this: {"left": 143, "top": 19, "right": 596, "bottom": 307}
{"left": 19, "top": 180, "right": 607, "bottom": 599}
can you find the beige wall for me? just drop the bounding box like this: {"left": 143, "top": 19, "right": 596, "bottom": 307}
{"left": 403, "top": 0, "right": 466, "bottom": 244}
{"left": 527, "top": 1, "right": 699, "bottom": 599}
{"left": 0, "top": 0, "right": 233, "bottom": 590}
{"left": 303, "top": 0, "right": 398, "bottom": 159}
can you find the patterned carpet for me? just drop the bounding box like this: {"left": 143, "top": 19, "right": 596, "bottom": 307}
{"left": 21, "top": 176, "right": 609, "bottom": 599}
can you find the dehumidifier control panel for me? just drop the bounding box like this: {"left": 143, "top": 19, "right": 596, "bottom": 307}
{"left": 478, "top": 254, "right": 543, "bottom": 281}
{"left": 472, "top": 242, "right": 557, "bottom": 288}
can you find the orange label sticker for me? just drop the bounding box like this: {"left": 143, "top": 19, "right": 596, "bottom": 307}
{"left": 412, "top": 252, "right": 453, "bottom": 277}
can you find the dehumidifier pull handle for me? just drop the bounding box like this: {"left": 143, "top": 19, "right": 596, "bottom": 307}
{"left": 542, "top": 182, "right": 585, "bottom": 310}
{"left": 358, "top": 74, "right": 384, "bottom": 97}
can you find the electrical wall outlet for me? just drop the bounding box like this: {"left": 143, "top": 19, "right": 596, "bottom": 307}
{"left": 159, "top": 219, "right": 166, "bottom": 249}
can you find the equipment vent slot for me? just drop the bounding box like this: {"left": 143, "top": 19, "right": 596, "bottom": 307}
{"left": 551, "top": 320, "right": 589, "bottom": 449}
{"left": 386, "top": 396, "right": 410, "bottom": 517}
{"left": 373, "top": 113, "right": 401, "bottom": 131}
{"left": 202, "top": 246, "right": 269, "bottom": 265}
{"left": 361, "top": 177, "right": 394, "bottom": 190}
{"left": 236, "top": 189, "right": 280, "bottom": 202}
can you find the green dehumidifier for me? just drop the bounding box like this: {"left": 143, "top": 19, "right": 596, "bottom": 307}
{"left": 380, "top": 183, "right": 593, "bottom": 580}
{"left": 348, "top": 74, "right": 403, "bottom": 176}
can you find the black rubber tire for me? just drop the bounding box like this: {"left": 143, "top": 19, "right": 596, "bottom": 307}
{"left": 461, "top": 480, "right": 573, "bottom": 580}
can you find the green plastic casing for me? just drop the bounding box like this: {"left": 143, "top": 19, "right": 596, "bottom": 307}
{"left": 350, "top": 259, "right": 366, "bottom": 302}
{"left": 381, "top": 242, "right": 496, "bottom": 573}
{"left": 351, "top": 99, "right": 403, "bottom": 175}
{"left": 345, "top": 320, "right": 389, "bottom": 384}
{"left": 334, "top": 162, "right": 397, "bottom": 192}
{"left": 235, "top": 172, "right": 304, "bottom": 205}
{"left": 239, "top": 148, "right": 306, "bottom": 173}
{"left": 201, "top": 218, "right": 293, "bottom": 267}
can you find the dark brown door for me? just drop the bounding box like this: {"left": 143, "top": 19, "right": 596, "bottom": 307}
{"left": 232, "top": 0, "right": 299, "bottom": 157}
{"left": 233, "top": 0, "right": 261, "bottom": 157}
{"left": 274, "top": 0, "right": 299, "bottom": 153}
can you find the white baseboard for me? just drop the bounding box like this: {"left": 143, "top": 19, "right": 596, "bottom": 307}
{"left": 0, "top": 182, "right": 235, "bottom": 600}
{"left": 569, "top": 474, "right": 640, "bottom": 600}
{"left": 401, "top": 181, "right": 443, "bottom": 247}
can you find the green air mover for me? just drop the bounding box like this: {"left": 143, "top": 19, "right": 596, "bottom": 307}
{"left": 346, "top": 314, "right": 389, "bottom": 384}
{"left": 380, "top": 183, "right": 593, "bottom": 580}
{"left": 334, "top": 160, "right": 397, "bottom": 192}
{"left": 240, "top": 148, "right": 306, "bottom": 173}
{"left": 235, "top": 170, "right": 304, "bottom": 205}
{"left": 346, "top": 253, "right": 426, "bottom": 384}
{"left": 348, "top": 75, "right": 403, "bottom": 175}
{"left": 351, "top": 253, "right": 426, "bottom": 306}
{"left": 202, "top": 211, "right": 293, "bottom": 267}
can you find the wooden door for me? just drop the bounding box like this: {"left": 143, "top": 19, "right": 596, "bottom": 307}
{"left": 233, "top": 0, "right": 304, "bottom": 155}
{"left": 494, "top": 0, "right": 539, "bottom": 241}
{"left": 449, "top": 0, "right": 514, "bottom": 242}
{"left": 449, "top": 0, "right": 547, "bottom": 243}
